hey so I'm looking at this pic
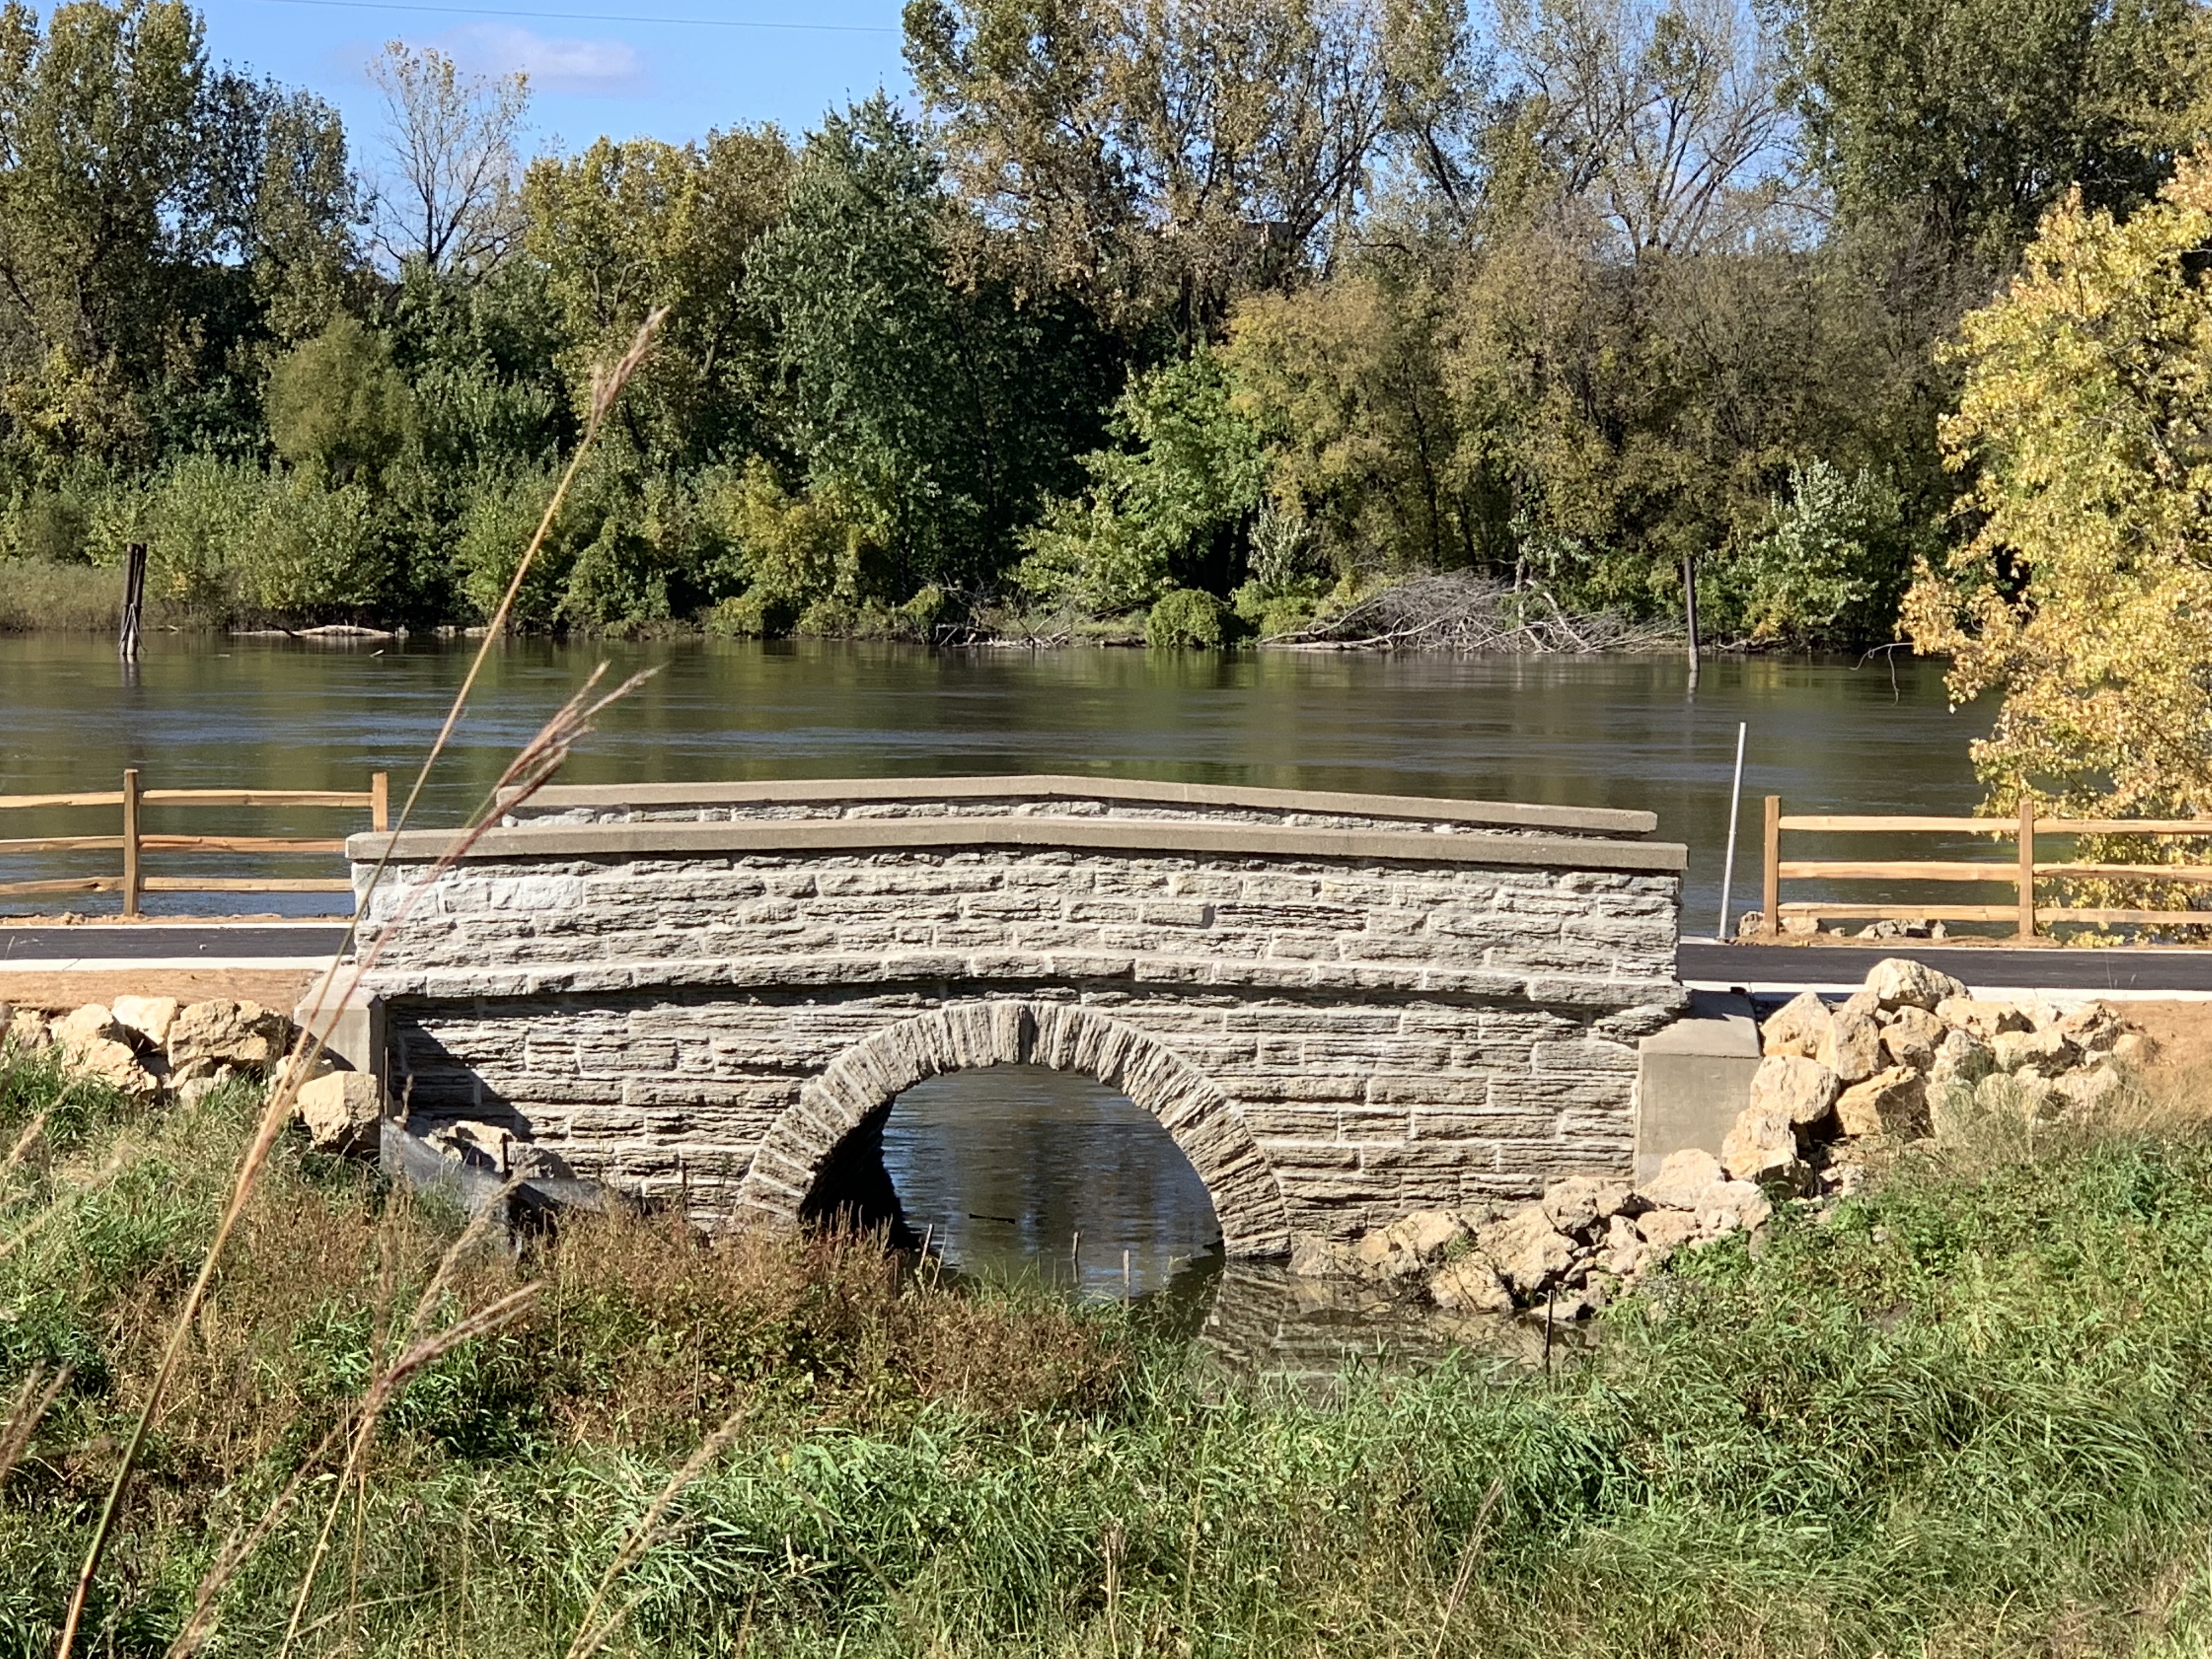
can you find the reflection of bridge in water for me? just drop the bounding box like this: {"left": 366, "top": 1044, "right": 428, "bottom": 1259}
{"left": 351, "top": 775, "right": 1688, "bottom": 1251}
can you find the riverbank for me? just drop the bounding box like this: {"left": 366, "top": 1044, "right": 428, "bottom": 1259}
{"left": 3, "top": 1037, "right": 2210, "bottom": 1654}
{"left": 0, "top": 559, "right": 1687, "bottom": 653}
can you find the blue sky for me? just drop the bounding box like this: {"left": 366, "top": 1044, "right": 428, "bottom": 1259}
{"left": 196, "top": 0, "right": 912, "bottom": 160}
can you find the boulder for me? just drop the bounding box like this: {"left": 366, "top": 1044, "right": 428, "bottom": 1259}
{"left": 1539, "top": 1176, "right": 1634, "bottom": 1235}
{"left": 1815, "top": 1008, "right": 1884, "bottom": 1084}
{"left": 110, "top": 995, "right": 179, "bottom": 1048}
{"left": 1760, "top": 991, "right": 1832, "bottom": 1058}
{"left": 1835, "top": 1065, "right": 1928, "bottom": 1138}
{"left": 1638, "top": 1148, "right": 1729, "bottom": 1213}
{"left": 427, "top": 1119, "right": 514, "bottom": 1170}
{"left": 64, "top": 1035, "right": 160, "bottom": 1099}
{"left": 1867, "top": 957, "right": 1968, "bottom": 1011}
{"left": 1288, "top": 1234, "right": 1360, "bottom": 1278}
{"left": 2055, "top": 1003, "right": 2123, "bottom": 1054}
{"left": 1698, "top": 1181, "right": 1773, "bottom": 1235}
{"left": 1976, "top": 1069, "right": 2058, "bottom": 1122}
{"left": 3, "top": 1007, "right": 47, "bottom": 1053}
{"left": 1991, "top": 1027, "right": 2072, "bottom": 1074}
{"left": 1722, "top": 1108, "right": 1805, "bottom": 1188}
{"left": 168, "top": 1000, "right": 290, "bottom": 1072}
{"left": 1474, "top": 1206, "right": 1576, "bottom": 1297}
{"left": 1352, "top": 1208, "right": 1469, "bottom": 1280}
{"left": 1598, "top": 1213, "right": 1649, "bottom": 1277}
{"left": 1748, "top": 1054, "right": 1842, "bottom": 1128}
{"left": 176, "top": 1066, "right": 241, "bottom": 1107}
{"left": 53, "top": 1004, "right": 124, "bottom": 1050}
{"left": 2051, "top": 1063, "right": 2126, "bottom": 1117}
{"left": 1634, "top": 1208, "right": 1704, "bottom": 1257}
{"left": 296, "top": 1070, "right": 383, "bottom": 1154}
{"left": 1936, "top": 997, "right": 2030, "bottom": 1040}
{"left": 1881, "top": 1005, "right": 1944, "bottom": 1071}
{"left": 2111, "top": 1031, "right": 2155, "bottom": 1070}
{"left": 1928, "top": 1026, "right": 1994, "bottom": 1085}
{"left": 1429, "top": 1254, "right": 1514, "bottom": 1314}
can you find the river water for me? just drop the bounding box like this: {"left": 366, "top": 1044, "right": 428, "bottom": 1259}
{"left": 1, "top": 634, "right": 1988, "bottom": 1357}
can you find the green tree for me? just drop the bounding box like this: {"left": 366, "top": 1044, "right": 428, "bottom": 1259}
{"left": 266, "top": 314, "right": 414, "bottom": 481}
{"left": 1904, "top": 152, "right": 2212, "bottom": 819}
{"left": 748, "top": 95, "right": 1110, "bottom": 594}
{"left": 1789, "top": 0, "right": 2211, "bottom": 257}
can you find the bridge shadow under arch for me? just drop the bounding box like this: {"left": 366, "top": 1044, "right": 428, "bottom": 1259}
{"left": 735, "top": 1001, "right": 1293, "bottom": 1257}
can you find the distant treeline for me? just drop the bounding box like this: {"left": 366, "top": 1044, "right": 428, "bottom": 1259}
{"left": 0, "top": 0, "right": 2203, "bottom": 646}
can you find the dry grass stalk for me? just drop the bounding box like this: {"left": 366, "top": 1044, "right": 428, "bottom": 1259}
{"left": 54, "top": 310, "right": 670, "bottom": 1659}
{"left": 0, "top": 1361, "right": 67, "bottom": 1487}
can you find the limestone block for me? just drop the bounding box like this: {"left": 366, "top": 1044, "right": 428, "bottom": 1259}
{"left": 1881, "top": 1005, "right": 1944, "bottom": 1071}
{"left": 170, "top": 1000, "right": 290, "bottom": 1071}
{"left": 1991, "top": 1027, "right": 2072, "bottom": 1074}
{"left": 1760, "top": 990, "right": 1831, "bottom": 1058}
{"left": 1928, "top": 1027, "right": 1994, "bottom": 1085}
{"left": 2056, "top": 1003, "right": 2123, "bottom": 1054}
{"left": 1637, "top": 1147, "right": 1726, "bottom": 1212}
{"left": 1635, "top": 1208, "right": 1703, "bottom": 1256}
{"left": 111, "top": 996, "right": 179, "bottom": 1048}
{"left": 1936, "top": 998, "right": 2030, "bottom": 1040}
{"left": 1474, "top": 1206, "right": 1575, "bottom": 1296}
{"left": 2052, "top": 1063, "right": 2125, "bottom": 1117}
{"left": 1721, "top": 1108, "right": 1804, "bottom": 1187}
{"left": 1748, "top": 1054, "right": 1841, "bottom": 1128}
{"left": 1429, "top": 1254, "right": 1514, "bottom": 1313}
{"left": 70, "top": 1036, "right": 160, "bottom": 1099}
{"left": 1867, "top": 957, "right": 1967, "bottom": 1011}
{"left": 1835, "top": 1065, "right": 1927, "bottom": 1138}
{"left": 1815, "top": 1008, "right": 1883, "bottom": 1084}
{"left": 54, "top": 1005, "right": 125, "bottom": 1050}
{"left": 1539, "top": 1175, "right": 1634, "bottom": 1235}
{"left": 297, "top": 1071, "right": 384, "bottom": 1154}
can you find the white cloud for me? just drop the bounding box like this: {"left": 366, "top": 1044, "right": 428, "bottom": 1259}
{"left": 439, "top": 24, "right": 647, "bottom": 94}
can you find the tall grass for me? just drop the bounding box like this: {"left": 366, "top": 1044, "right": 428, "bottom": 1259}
{"left": 3, "top": 1038, "right": 2212, "bottom": 1657}
{"left": 0, "top": 561, "right": 210, "bottom": 634}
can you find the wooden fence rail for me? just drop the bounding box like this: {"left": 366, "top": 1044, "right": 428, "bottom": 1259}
{"left": 0, "top": 771, "right": 386, "bottom": 916}
{"left": 1758, "top": 795, "right": 2212, "bottom": 940}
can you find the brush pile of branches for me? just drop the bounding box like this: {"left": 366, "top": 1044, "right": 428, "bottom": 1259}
{"left": 1268, "top": 574, "right": 1681, "bottom": 652}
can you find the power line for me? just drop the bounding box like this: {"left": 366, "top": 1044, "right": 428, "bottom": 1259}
{"left": 241, "top": 0, "right": 899, "bottom": 33}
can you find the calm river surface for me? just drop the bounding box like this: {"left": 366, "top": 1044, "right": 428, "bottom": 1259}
{"left": 2, "top": 634, "right": 1988, "bottom": 1350}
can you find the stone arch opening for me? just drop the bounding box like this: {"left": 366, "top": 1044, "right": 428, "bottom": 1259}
{"left": 735, "top": 1001, "right": 1292, "bottom": 1256}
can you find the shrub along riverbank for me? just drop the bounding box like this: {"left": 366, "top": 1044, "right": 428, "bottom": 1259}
{"left": 3, "top": 1043, "right": 2211, "bottom": 1656}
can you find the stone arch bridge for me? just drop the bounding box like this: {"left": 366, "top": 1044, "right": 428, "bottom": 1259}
{"left": 349, "top": 776, "right": 1686, "bottom": 1253}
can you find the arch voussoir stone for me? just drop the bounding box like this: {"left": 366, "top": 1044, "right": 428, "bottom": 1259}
{"left": 737, "top": 1000, "right": 1293, "bottom": 1256}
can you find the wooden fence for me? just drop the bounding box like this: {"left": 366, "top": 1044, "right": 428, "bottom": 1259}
{"left": 1758, "top": 796, "right": 2212, "bottom": 940}
{"left": 0, "top": 770, "right": 387, "bottom": 917}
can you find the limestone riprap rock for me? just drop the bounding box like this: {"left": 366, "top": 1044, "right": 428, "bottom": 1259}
{"left": 1475, "top": 1207, "right": 1576, "bottom": 1297}
{"left": 1928, "top": 1026, "right": 1994, "bottom": 1085}
{"left": 1976, "top": 1069, "right": 2058, "bottom": 1122}
{"left": 1881, "top": 1005, "right": 1944, "bottom": 1071}
{"left": 1991, "top": 1027, "right": 2072, "bottom": 1074}
{"left": 1867, "top": 958, "right": 1967, "bottom": 1012}
{"left": 1352, "top": 1209, "right": 1468, "bottom": 1280}
{"left": 3, "top": 1006, "right": 44, "bottom": 1053}
{"left": 1539, "top": 1176, "right": 1634, "bottom": 1235}
{"left": 2052, "top": 1063, "right": 2125, "bottom": 1115}
{"left": 1835, "top": 1065, "right": 1927, "bottom": 1138}
{"left": 297, "top": 1071, "right": 383, "bottom": 1154}
{"left": 1288, "top": 1234, "right": 1359, "bottom": 1278}
{"left": 53, "top": 1005, "right": 124, "bottom": 1050}
{"left": 1816, "top": 1008, "right": 1884, "bottom": 1084}
{"left": 1748, "top": 1054, "right": 1842, "bottom": 1128}
{"left": 1762, "top": 991, "right": 1832, "bottom": 1058}
{"left": 1429, "top": 1254, "right": 1513, "bottom": 1314}
{"left": 1722, "top": 1108, "right": 1804, "bottom": 1187}
{"left": 2057, "top": 1003, "right": 2123, "bottom": 1053}
{"left": 169, "top": 1000, "right": 290, "bottom": 1072}
{"left": 1639, "top": 1147, "right": 1728, "bottom": 1212}
{"left": 111, "top": 995, "right": 179, "bottom": 1048}
{"left": 1936, "top": 997, "right": 2030, "bottom": 1040}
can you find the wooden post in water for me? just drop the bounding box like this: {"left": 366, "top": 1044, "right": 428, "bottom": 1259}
{"left": 2016, "top": 798, "right": 2037, "bottom": 942}
{"left": 370, "top": 771, "right": 390, "bottom": 833}
{"left": 118, "top": 541, "right": 146, "bottom": 661}
{"left": 120, "top": 768, "right": 142, "bottom": 919}
{"left": 1762, "top": 795, "right": 1781, "bottom": 939}
{"left": 1683, "top": 555, "right": 1700, "bottom": 690}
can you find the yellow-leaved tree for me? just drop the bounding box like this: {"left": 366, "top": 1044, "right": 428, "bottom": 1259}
{"left": 1906, "top": 152, "right": 2212, "bottom": 833}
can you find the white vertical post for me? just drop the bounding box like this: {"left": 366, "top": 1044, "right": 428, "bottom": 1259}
{"left": 1716, "top": 721, "right": 1746, "bottom": 940}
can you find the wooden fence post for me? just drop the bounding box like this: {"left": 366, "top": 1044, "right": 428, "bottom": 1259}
{"left": 119, "top": 541, "right": 146, "bottom": 661}
{"left": 2017, "top": 797, "right": 2036, "bottom": 941}
{"left": 121, "top": 768, "right": 141, "bottom": 919}
{"left": 1762, "top": 794, "right": 1781, "bottom": 938}
{"left": 370, "top": 771, "right": 390, "bottom": 833}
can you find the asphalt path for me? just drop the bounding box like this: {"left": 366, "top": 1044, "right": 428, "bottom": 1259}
{"left": 1682, "top": 942, "right": 2212, "bottom": 993}
{"left": 0, "top": 925, "right": 351, "bottom": 962}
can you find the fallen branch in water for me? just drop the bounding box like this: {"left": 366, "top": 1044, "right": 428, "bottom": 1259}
{"left": 1266, "top": 574, "right": 1680, "bottom": 653}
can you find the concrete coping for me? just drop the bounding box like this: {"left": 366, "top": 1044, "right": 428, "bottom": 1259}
{"left": 499, "top": 772, "right": 1661, "bottom": 838}
{"left": 347, "top": 813, "right": 1689, "bottom": 874}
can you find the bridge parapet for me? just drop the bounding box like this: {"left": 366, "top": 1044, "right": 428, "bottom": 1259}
{"left": 347, "top": 776, "right": 1687, "bottom": 1246}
